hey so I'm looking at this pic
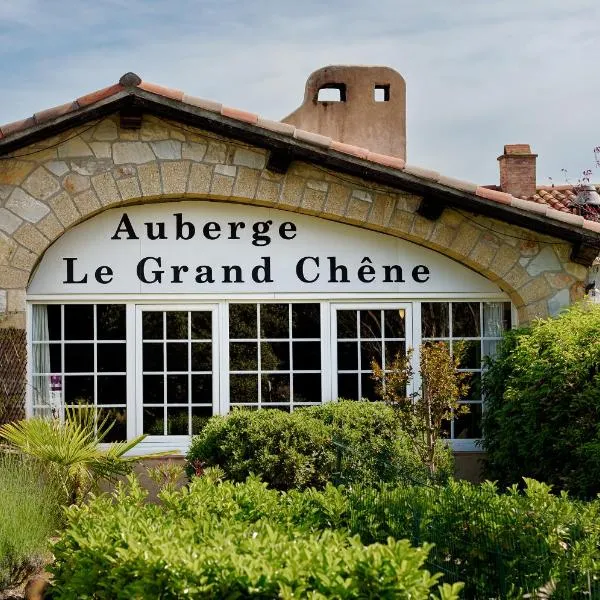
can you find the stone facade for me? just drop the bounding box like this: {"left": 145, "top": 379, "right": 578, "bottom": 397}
{"left": 0, "top": 114, "right": 588, "bottom": 329}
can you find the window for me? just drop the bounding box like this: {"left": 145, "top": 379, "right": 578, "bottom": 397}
{"left": 335, "top": 306, "right": 409, "bottom": 401}
{"left": 421, "top": 301, "right": 511, "bottom": 440}
{"left": 229, "top": 303, "right": 322, "bottom": 411}
{"left": 31, "top": 304, "right": 127, "bottom": 441}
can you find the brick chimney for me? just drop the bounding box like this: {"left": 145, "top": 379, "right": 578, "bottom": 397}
{"left": 498, "top": 144, "right": 537, "bottom": 199}
{"left": 282, "top": 65, "right": 406, "bottom": 160}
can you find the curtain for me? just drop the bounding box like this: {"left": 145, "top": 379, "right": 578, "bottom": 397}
{"left": 482, "top": 302, "right": 504, "bottom": 358}
{"left": 31, "top": 305, "right": 54, "bottom": 417}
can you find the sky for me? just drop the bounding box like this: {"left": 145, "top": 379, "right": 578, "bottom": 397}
{"left": 1, "top": 0, "right": 599, "bottom": 185}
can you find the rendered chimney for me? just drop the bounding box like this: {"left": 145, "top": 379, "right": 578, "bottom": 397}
{"left": 282, "top": 65, "right": 406, "bottom": 160}
{"left": 498, "top": 144, "right": 538, "bottom": 199}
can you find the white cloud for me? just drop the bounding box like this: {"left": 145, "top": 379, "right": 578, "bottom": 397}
{"left": 1, "top": 0, "right": 599, "bottom": 184}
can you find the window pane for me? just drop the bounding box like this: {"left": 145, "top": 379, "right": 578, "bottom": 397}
{"left": 97, "top": 305, "right": 126, "bottom": 340}
{"left": 64, "top": 305, "right": 93, "bottom": 340}
{"left": 166, "top": 342, "right": 188, "bottom": 372}
{"left": 167, "top": 407, "right": 189, "bottom": 435}
{"left": 166, "top": 375, "right": 188, "bottom": 404}
{"left": 143, "top": 312, "right": 163, "bottom": 340}
{"left": 261, "top": 374, "right": 290, "bottom": 403}
{"left": 384, "top": 341, "right": 406, "bottom": 369}
{"left": 337, "top": 341, "right": 358, "bottom": 370}
{"left": 97, "top": 375, "right": 126, "bottom": 405}
{"left": 191, "top": 312, "right": 212, "bottom": 339}
{"left": 143, "top": 343, "right": 163, "bottom": 372}
{"left": 457, "top": 341, "right": 481, "bottom": 370}
{"left": 260, "top": 304, "right": 288, "bottom": 338}
{"left": 97, "top": 343, "right": 126, "bottom": 373}
{"left": 98, "top": 408, "right": 126, "bottom": 442}
{"left": 144, "top": 407, "right": 164, "bottom": 435}
{"left": 463, "top": 372, "right": 482, "bottom": 401}
{"left": 338, "top": 373, "right": 358, "bottom": 400}
{"left": 64, "top": 375, "right": 93, "bottom": 405}
{"left": 45, "top": 305, "right": 61, "bottom": 341}
{"left": 192, "top": 406, "right": 212, "bottom": 434}
{"left": 452, "top": 302, "right": 480, "bottom": 337}
{"left": 229, "top": 304, "right": 257, "bottom": 339}
{"left": 230, "top": 342, "right": 258, "bottom": 371}
{"left": 65, "top": 343, "right": 93, "bottom": 373}
{"left": 454, "top": 404, "right": 483, "bottom": 439}
{"left": 261, "top": 342, "right": 290, "bottom": 371}
{"left": 292, "top": 304, "right": 320, "bottom": 338}
{"left": 483, "top": 339, "right": 500, "bottom": 359}
{"left": 360, "top": 341, "right": 381, "bottom": 370}
{"left": 143, "top": 375, "right": 163, "bottom": 404}
{"left": 230, "top": 374, "right": 258, "bottom": 403}
{"left": 191, "top": 375, "right": 212, "bottom": 403}
{"left": 293, "top": 373, "right": 321, "bottom": 403}
{"left": 360, "top": 373, "right": 377, "bottom": 401}
{"left": 421, "top": 303, "right": 449, "bottom": 338}
{"left": 166, "top": 312, "right": 188, "bottom": 339}
{"left": 384, "top": 309, "right": 406, "bottom": 338}
{"left": 483, "top": 302, "right": 511, "bottom": 337}
{"left": 293, "top": 342, "right": 321, "bottom": 370}
{"left": 191, "top": 343, "right": 212, "bottom": 371}
{"left": 360, "top": 310, "right": 381, "bottom": 339}
{"left": 337, "top": 310, "right": 357, "bottom": 339}
{"left": 32, "top": 343, "right": 61, "bottom": 373}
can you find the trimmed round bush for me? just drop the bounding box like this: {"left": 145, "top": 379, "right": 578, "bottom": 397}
{"left": 186, "top": 401, "right": 453, "bottom": 489}
{"left": 481, "top": 301, "right": 600, "bottom": 498}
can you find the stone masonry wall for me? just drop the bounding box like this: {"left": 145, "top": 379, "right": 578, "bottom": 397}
{"left": 0, "top": 114, "right": 588, "bottom": 329}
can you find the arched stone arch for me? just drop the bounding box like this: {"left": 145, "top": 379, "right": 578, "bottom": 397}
{"left": 0, "top": 114, "right": 587, "bottom": 327}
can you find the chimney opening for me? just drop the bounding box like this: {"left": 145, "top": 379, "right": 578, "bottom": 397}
{"left": 316, "top": 83, "right": 346, "bottom": 102}
{"left": 374, "top": 84, "right": 390, "bottom": 102}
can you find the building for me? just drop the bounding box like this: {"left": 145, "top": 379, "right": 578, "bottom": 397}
{"left": 1, "top": 65, "right": 599, "bottom": 475}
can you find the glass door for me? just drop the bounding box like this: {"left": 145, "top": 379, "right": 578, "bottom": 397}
{"left": 331, "top": 304, "right": 413, "bottom": 401}
{"left": 136, "top": 306, "right": 219, "bottom": 440}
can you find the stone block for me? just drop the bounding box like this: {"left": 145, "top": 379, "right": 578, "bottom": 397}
{"left": 0, "top": 290, "right": 5, "bottom": 312}
{"left": 90, "top": 142, "right": 112, "bottom": 158}
{"left": 91, "top": 172, "right": 121, "bottom": 206}
{"left": 345, "top": 197, "right": 370, "bottom": 222}
{"left": 73, "top": 190, "right": 101, "bottom": 215}
{"left": 518, "top": 277, "right": 552, "bottom": 305}
{"left": 255, "top": 178, "right": 280, "bottom": 205}
{"left": 150, "top": 140, "right": 182, "bottom": 160}
{"left": 10, "top": 247, "right": 36, "bottom": 271}
{"left": 232, "top": 167, "right": 260, "bottom": 199}
{"left": 93, "top": 119, "right": 118, "bottom": 141}
{"left": 0, "top": 266, "right": 29, "bottom": 289}
{"left": 182, "top": 142, "right": 207, "bottom": 162}
{"left": 564, "top": 261, "right": 588, "bottom": 280}
{"left": 548, "top": 289, "right": 570, "bottom": 315}
{"left": 204, "top": 142, "right": 227, "bottom": 164}
{"left": 214, "top": 164, "right": 237, "bottom": 177}
{"left": 450, "top": 222, "right": 482, "bottom": 257}
{"left": 48, "top": 192, "right": 80, "bottom": 227}
{"left": 467, "top": 237, "right": 498, "bottom": 269}
{"left": 518, "top": 300, "right": 548, "bottom": 324}
{"left": 279, "top": 176, "right": 305, "bottom": 209}
{"left": 306, "top": 180, "right": 329, "bottom": 193}
{"left": 323, "top": 183, "right": 351, "bottom": 217}
{"left": 0, "top": 311, "right": 25, "bottom": 329}
{"left": 351, "top": 189, "right": 372, "bottom": 203}
{"left": 36, "top": 212, "right": 64, "bottom": 242}
{"left": 63, "top": 173, "right": 91, "bottom": 195}
{"left": 368, "top": 194, "right": 394, "bottom": 227}
{"left": 137, "top": 163, "right": 163, "bottom": 197}
{"left": 140, "top": 118, "right": 170, "bottom": 142}
{"left": 395, "top": 192, "right": 421, "bottom": 213}
{"left": 388, "top": 210, "right": 414, "bottom": 235}
{"left": 526, "top": 246, "right": 562, "bottom": 276}
{"left": 411, "top": 215, "right": 434, "bottom": 239}
{"left": 233, "top": 148, "right": 266, "bottom": 169}
{"left": 57, "top": 137, "right": 93, "bottom": 158}
{"left": 45, "top": 160, "right": 70, "bottom": 177}
{"left": 502, "top": 264, "right": 531, "bottom": 291}
{"left": 112, "top": 142, "right": 155, "bottom": 165}
{"left": 490, "top": 245, "right": 520, "bottom": 277}
{"left": 0, "top": 159, "right": 35, "bottom": 186}
{"left": 0, "top": 208, "right": 23, "bottom": 234}
{"left": 519, "top": 239, "right": 539, "bottom": 257}
{"left": 301, "top": 186, "right": 326, "bottom": 214}
{"left": 0, "top": 232, "right": 16, "bottom": 265}
{"left": 570, "top": 281, "right": 586, "bottom": 303}
{"left": 161, "top": 161, "right": 191, "bottom": 195}
{"left": 117, "top": 177, "right": 142, "bottom": 202}
{"left": 5, "top": 188, "right": 50, "bottom": 223}
{"left": 544, "top": 272, "right": 575, "bottom": 290}
{"left": 430, "top": 222, "right": 457, "bottom": 250}
{"left": 210, "top": 173, "right": 235, "bottom": 198}
{"left": 187, "top": 164, "right": 212, "bottom": 196}
{"left": 440, "top": 209, "right": 464, "bottom": 228}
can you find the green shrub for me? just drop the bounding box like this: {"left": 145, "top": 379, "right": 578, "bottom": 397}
{"left": 481, "top": 301, "right": 600, "bottom": 498}
{"left": 0, "top": 453, "right": 61, "bottom": 591}
{"left": 186, "top": 401, "right": 453, "bottom": 490}
{"left": 49, "top": 474, "right": 463, "bottom": 600}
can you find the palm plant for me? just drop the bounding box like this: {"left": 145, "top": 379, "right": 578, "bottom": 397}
{"left": 0, "top": 406, "right": 153, "bottom": 505}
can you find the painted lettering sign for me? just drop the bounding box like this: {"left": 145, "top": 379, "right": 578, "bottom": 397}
{"left": 28, "top": 202, "right": 502, "bottom": 295}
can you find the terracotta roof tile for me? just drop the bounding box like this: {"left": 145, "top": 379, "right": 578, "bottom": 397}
{"left": 1, "top": 72, "right": 600, "bottom": 236}
{"left": 220, "top": 106, "right": 258, "bottom": 125}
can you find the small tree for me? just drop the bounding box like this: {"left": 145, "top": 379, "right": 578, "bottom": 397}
{"left": 372, "top": 342, "right": 470, "bottom": 475}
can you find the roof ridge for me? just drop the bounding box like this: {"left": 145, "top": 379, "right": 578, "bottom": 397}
{"left": 1, "top": 73, "right": 599, "bottom": 235}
